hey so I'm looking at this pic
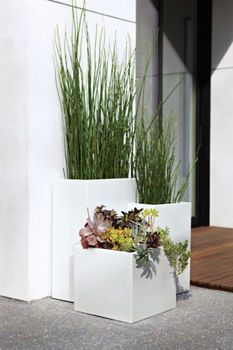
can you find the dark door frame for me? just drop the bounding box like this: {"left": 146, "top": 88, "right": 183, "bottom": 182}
{"left": 158, "top": 0, "right": 212, "bottom": 227}
{"left": 194, "top": 0, "right": 212, "bottom": 226}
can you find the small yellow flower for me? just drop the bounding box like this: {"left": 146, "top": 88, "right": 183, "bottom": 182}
{"left": 142, "top": 208, "right": 159, "bottom": 218}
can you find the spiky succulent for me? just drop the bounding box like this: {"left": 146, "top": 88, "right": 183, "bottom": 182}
{"left": 112, "top": 208, "right": 143, "bottom": 229}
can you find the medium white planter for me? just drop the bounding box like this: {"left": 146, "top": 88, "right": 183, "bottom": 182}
{"left": 52, "top": 178, "right": 136, "bottom": 302}
{"left": 74, "top": 245, "right": 176, "bottom": 323}
{"left": 127, "top": 202, "right": 191, "bottom": 293}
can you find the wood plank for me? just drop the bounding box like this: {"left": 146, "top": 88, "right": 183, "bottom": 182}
{"left": 191, "top": 226, "right": 233, "bottom": 292}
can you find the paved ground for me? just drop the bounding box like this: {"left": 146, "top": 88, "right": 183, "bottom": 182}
{"left": 0, "top": 286, "right": 233, "bottom": 350}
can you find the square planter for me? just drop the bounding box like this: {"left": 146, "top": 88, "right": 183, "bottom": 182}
{"left": 74, "top": 245, "right": 176, "bottom": 323}
{"left": 52, "top": 178, "right": 136, "bottom": 302}
{"left": 127, "top": 202, "right": 191, "bottom": 294}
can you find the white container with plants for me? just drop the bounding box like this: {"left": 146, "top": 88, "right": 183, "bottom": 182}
{"left": 52, "top": 7, "right": 136, "bottom": 301}
{"left": 127, "top": 202, "right": 191, "bottom": 293}
{"left": 132, "top": 114, "right": 193, "bottom": 293}
{"left": 74, "top": 206, "right": 190, "bottom": 323}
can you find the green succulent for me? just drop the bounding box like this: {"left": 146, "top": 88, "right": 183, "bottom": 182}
{"left": 101, "top": 227, "right": 133, "bottom": 252}
{"left": 158, "top": 227, "right": 191, "bottom": 275}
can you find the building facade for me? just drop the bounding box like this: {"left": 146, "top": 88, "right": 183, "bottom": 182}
{"left": 0, "top": 0, "right": 232, "bottom": 300}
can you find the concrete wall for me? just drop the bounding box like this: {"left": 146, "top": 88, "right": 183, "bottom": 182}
{"left": 0, "top": 0, "right": 135, "bottom": 300}
{"left": 210, "top": 0, "right": 233, "bottom": 228}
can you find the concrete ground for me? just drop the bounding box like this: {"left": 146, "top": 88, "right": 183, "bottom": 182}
{"left": 0, "top": 286, "right": 233, "bottom": 350}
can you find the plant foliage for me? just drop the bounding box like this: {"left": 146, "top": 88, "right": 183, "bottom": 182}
{"left": 55, "top": 4, "right": 135, "bottom": 179}
{"left": 55, "top": 3, "right": 194, "bottom": 203}
{"left": 134, "top": 110, "right": 192, "bottom": 204}
{"left": 159, "top": 227, "right": 191, "bottom": 275}
{"left": 79, "top": 205, "right": 190, "bottom": 274}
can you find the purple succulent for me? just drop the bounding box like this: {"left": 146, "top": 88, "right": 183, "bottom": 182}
{"left": 79, "top": 207, "right": 114, "bottom": 248}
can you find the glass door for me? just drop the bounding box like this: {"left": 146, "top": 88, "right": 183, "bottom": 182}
{"left": 161, "top": 0, "right": 212, "bottom": 226}
{"left": 136, "top": 0, "right": 211, "bottom": 225}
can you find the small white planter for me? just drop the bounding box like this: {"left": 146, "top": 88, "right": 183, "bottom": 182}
{"left": 52, "top": 178, "right": 136, "bottom": 302}
{"left": 74, "top": 245, "right": 176, "bottom": 323}
{"left": 127, "top": 202, "right": 191, "bottom": 293}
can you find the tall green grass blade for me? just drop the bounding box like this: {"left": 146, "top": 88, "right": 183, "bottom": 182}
{"left": 55, "top": 3, "right": 135, "bottom": 180}
{"left": 134, "top": 97, "right": 195, "bottom": 204}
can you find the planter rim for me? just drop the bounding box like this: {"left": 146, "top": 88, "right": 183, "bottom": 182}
{"left": 76, "top": 245, "right": 163, "bottom": 256}
{"left": 130, "top": 201, "right": 191, "bottom": 206}
{"left": 54, "top": 177, "right": 135, "bottom": 182}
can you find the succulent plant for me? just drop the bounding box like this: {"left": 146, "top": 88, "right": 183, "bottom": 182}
{"left": 79, "top": 205, "right": 191, "bottom": 275}
{"left": 101, "top": 227, "right": 133, "bottom": 252}
{"left": 146, "top": 232, "right": 160, "bottom": 249}
{"left": 79, "top": 206, "right": 115, "bottom": 248}
{"left": 112, "top": 208, "right": 143, "bottom": 229}
{"left": 158, "top": 227, "right": 191, "bottom": 275}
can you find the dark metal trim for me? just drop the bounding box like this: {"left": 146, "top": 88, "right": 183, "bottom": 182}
{"left": 191, "top": 216, "right": 199, "bottom": 228}
{"left": 195, "top": 0, "right": 212, "bottom": 226}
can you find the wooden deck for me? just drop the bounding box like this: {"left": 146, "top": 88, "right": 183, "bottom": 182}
{"left": 191, "top": 226, "right": 233, "bottom": 292}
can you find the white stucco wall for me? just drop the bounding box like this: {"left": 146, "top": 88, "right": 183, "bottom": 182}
{"left": 210, "top": 0, "right": 233, "bottom": 228}
{"left": 0, "top": 0, "right": 29, "bottom": 300}
{"left": 0, "top": 0, "right": 136, "bottom": 300}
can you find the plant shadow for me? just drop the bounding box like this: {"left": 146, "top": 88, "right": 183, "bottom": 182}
{"left": 174, "top": 273, "right": 192, "bottom": 301}
{"left": 136, "top": 249, "right": 160, "bottom": 279}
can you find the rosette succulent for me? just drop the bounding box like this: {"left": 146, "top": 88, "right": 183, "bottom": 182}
{"left": 79, "top": 206, "right": 117, "bottom": 248}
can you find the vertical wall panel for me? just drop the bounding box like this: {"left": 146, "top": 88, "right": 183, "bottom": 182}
{"left": 210, "top": 0, "right": 233, "bottom": 227}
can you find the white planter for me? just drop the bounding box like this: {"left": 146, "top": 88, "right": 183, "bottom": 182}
{"left": 52, "top": 178, "right": 136, "bottom": 301}
{"left": 74, "top": 245, "right": 176, "bottom": 323}
{"left": 127, "top": 202, "right": 191, "bottom": 293}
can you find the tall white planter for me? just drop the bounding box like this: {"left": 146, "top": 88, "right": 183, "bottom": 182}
{"left": 127, "top": 202, "right": 191, "bottom": 293}
{"left": 74, "top": 245, "right": 176, "bottom": 323}
{"left": 52, "top": 178, "right": 136, "bottom": 301}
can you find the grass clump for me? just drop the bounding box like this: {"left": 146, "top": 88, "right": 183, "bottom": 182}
{"left": 55, "top": 3, "right": 193, "bottom": 204}
{"left": 55, "top": 5, "right": 135, "bottom": 179}
{"left": 134, "top": 110, "right": 191, "bottom": 204}
{"left": 133, "top": 72, "right": 193, "bottom": 204}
